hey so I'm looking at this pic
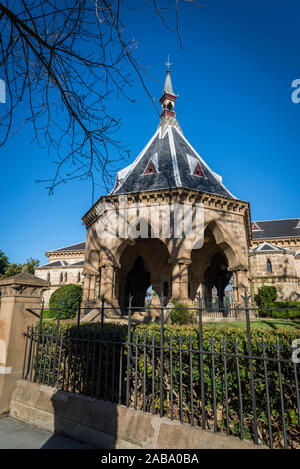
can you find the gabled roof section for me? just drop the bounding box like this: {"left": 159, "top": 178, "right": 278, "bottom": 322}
{"left": 111, "top": 126, "right": 235, "bottom": 198}
{"left": 249, "top": 242, "right": 286, "bottom": 253}
{"left": 47, "top": 242, "right": 86, "bottom": 253}
{"left": 252, "top": 219, "right": 300, "bottom": 240}
{"left": 37, "top": 260, "right": 68, "bottom": 268}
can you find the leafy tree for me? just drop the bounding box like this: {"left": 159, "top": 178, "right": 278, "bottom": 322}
{"left": 0, "top": 250, "right": 9, "bottom": 275}
{"left": 24, "top": 258, "right": 40, "bottom": 274}
{"left": 1, "top": 263, "right": 22, "bottom": 278}
{"left": 0, "top": 252, "right": 40, "bottom": 279}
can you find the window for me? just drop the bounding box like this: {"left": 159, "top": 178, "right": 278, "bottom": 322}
{"left": 267, "top": 259, "right": 272, "bottom": 273}
{"left": 47, "top": 272, "right": 50, "bottom": 282}
{"left": 77, "top": 272, "right": 81, "bottom": 283}
{"left": 64, "top": 272, "right": 68, "bottom": 282}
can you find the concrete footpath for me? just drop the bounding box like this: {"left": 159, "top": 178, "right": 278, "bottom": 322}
{"left": 0, "top": 417, "right": 91, "bottom": 449}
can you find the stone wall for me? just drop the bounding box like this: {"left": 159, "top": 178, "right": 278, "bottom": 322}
{"left": 249, "top": 250, "right": 300, "bottom": 301}
{"left": 10, "top": 379, "right": 264, "bottom": 449}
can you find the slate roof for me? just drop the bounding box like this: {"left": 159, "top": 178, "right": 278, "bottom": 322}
{"left": 69, "top": 260, "right": 84, "bottom": 266}
{"left": 38, "top": 259, "right": 85, "bottom": 269}
{"left": 252, "top": 219, "right": 300, "bottom": 240}
{"left": 47, "top": 242, "right": 86, "bottom": 253}
{"left": 112, "top": 126, "right": 235, "bottom": 198}
{"left": 37, "top": 260, "right": 68, "bottom": 268}
{"left": 111, "top": 69, "right": 235, "bottom": 199}
{"left": 249, "top": 242, "right": 288, "bottom": 254}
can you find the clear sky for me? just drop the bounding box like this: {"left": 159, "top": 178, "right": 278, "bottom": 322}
{"left": 1, "top": 0, "right": 300, "bottom": 265}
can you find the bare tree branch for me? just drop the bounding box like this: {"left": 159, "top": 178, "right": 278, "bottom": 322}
{"left": 0, "top": 0, "right": 203, "bottom": 202}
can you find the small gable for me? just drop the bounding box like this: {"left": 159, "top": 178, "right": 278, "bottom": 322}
{"left": 187, "top": 154, "right": 205, "bottom": 178}
{"left": 144, "top": 160, "right": 157, "bottom": 175}
{"left": 143, "top": 152, "right": 159, "bottom": 175}
{"left": 193, "top": 162, "right": 205, "bottom": 177}
{"left": 252, "top": 222, "right": 262, "bottom": 231}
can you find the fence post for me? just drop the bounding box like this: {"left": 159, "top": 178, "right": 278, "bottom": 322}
{"left": 242, "top": 288, "right": 259, "bottom": 444}
{"left": 101, "top": 297, "right": 105, "bottom": 336}
{"left": 126, "top": 294, "right": 133, "bottom": 407}
{"left": 196, "top": 291, "right": 206, "bottom": 429}
{"left": 33, "top": 299, "right": 44, "bottom": 381}
{"left": 0, "top": 271, "right": 49, "bottom": 414}
{"left": 159, "top": 294, "right": 166, "bottom": 418}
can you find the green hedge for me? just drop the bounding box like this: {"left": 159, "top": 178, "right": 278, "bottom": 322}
{"left": 268, "top": 301, "right": 300, "bottom": 319}
{"left": 32, "top": 321, "right": 300, "bottom": 448}
{"left": 49, "top": 284, "right": 83, "bottom": 319}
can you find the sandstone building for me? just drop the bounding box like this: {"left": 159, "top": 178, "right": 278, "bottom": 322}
{"left": 35, "top": 242, "right": 85, "bottom": 306}
{"left": 35, "top": 68, "right": 300, "bottom": 309}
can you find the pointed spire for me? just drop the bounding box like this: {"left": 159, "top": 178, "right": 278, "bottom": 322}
{"left": 158, "top": 56, "right": 181, "bottom": 134}
{"left": 163, "top": 69, "right": 175, "bottom": 95}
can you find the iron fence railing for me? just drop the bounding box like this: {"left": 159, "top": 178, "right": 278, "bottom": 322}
{"left": 22, "top": 292, "right": 300, "bottom": 449}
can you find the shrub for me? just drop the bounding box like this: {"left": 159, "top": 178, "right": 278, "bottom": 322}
{"left": 269, "top": 301, "right": 300, "bottom": 319}
{"left": 169, "top": 298, "right": 195, "bottom": 325}
{"left": 254, "top": 286, "right": 277, "bottom": 317}
{"left": 49, "top": 284, "right": 83, "bottom": 319}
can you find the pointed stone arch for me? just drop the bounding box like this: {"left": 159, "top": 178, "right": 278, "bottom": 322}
{"left": 204, "top": 221, "right": 237, "bottom": 270}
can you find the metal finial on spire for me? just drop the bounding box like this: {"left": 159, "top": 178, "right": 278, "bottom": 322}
{"left": 166, "top": 54, "right": 171, "bottom": 71}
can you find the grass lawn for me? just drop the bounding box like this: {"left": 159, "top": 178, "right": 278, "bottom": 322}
{"left": 204, "top": 319, "right": 300, "bottom": 330}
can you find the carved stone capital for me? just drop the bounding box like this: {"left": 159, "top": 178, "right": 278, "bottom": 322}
{"left": 0, "top": 272, "right": 49, "bottom": 298}
{"left": 228, "top": 265, "right": 248, "bottom": 273}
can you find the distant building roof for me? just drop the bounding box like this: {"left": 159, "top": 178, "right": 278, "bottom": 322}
{"left": 252, "top": 219, "right": 300, "bottom": 240}
{"left": 47, "top": 242, "right": 86, "bottom": 253}
{"left": 37, "top": 260, "right": 68, "bottom": 269}
{"left": 69, "top": 260, "right": 84, "bottom": 266}
{"left": 249, "top": 242, "right": 290, "bottom": 254}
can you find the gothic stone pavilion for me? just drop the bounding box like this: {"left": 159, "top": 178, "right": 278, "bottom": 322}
{"left": 36, "top": 69, "right": 300, "bottom": 311}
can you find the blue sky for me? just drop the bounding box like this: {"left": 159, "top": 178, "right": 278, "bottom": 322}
{"left": 1, "top": 0, "right": 300, "bottom": 265}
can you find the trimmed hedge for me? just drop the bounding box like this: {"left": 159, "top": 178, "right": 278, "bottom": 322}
{"left": 34, "top": 321, "right": 300, "bottom": 448}
{"left": 49, "top": 284, "right": 83, "bottom": 319}
{"left": 268, "top": 301, "right": 300, "bottom": 320}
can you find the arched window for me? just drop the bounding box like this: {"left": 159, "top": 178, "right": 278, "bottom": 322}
{"left": 60, "top": 272, "right": 63, "bottom": 283}
{"left": 267, "top": 259, "right": 272, "bottom": 273}
{"left": 77, "top": 271, "right": 81, "bottom": 283}
{"left": 47, "top": 272, "right": 50, "bottom": 282}
{"left": 64, "top": 272, "right": 68, "bottom": 282}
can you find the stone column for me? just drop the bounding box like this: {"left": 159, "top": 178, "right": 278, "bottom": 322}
{"left": 89, "top": 274, "right": 96, "bottom": 303}
{"left": 0, "top": 271, "right": 49, "bottom": 414}
{"left": 151, "top": 278, "right": 161, "bottom": 307}
{"left": 169, "top": 259, "right": 191, "bottom": 303}
{"left": 82, "top": 274, "right": 90, "bottom": 304}
{"left": 101, "top": 263, "right": 119, "bottom": 313}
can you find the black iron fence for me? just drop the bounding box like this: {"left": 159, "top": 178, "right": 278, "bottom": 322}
{"left": 22, "top": 292, "right": 300, "bottom": 449}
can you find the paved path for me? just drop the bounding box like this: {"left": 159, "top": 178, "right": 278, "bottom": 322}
{"left": 0, "top": 417, "right": 91, "bottom": 449}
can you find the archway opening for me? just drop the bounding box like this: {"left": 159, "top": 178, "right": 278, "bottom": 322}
{"left": 124, "top": 256, "right": 151, "bottom": 310}
{"left": 204, "top": 252, "right": 232, "bottom": 309}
